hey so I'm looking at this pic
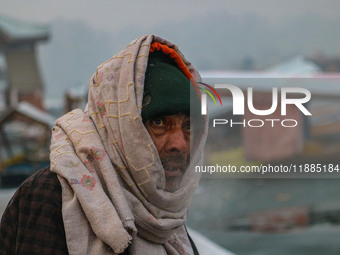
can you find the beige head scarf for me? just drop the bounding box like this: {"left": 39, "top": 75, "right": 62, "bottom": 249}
{"left": 50, "top": 35, "right": 207, "bottom": 255}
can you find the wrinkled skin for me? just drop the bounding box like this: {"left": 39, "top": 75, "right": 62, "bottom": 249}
{"left": 144, "top": 113, "right": 191, "bottom": 192}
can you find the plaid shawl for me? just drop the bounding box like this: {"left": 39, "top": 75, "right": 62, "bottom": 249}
{"left": 0, "top": 167, "right": 68, "bottom": 255}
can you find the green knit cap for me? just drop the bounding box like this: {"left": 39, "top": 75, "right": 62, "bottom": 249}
{"left": 142, "top": 51, "right": 192, "bottom": 121}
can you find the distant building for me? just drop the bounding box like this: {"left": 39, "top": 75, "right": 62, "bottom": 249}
{"left": 308, "top": 56, "right": 340, "bottom": 73}
{"left": 0, "top": 15, "right": 50, "bottom": 110}
{"left": 64, "top": 85, "right": 88, "bottom": 113}
{"left": 0, "top": 16, "right": 53, "bottom": 176}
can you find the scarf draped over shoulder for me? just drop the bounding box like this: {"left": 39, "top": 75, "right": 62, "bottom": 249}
{"left": 50, "top": 35, "right": 207, "bottom": 255}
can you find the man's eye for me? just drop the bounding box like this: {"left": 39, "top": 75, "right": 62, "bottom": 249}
{"left": 152, "top": 118, "right": 164, "bottom": 127}
{"left": 184, "top": 123, "right": 192, "bottom": 132}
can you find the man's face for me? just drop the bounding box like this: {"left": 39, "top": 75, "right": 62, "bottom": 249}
{"left": 144, "top": 113, "right": 191, "bottom": 192}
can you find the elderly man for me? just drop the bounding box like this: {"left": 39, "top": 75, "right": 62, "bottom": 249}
{"left": 0, "top": 35, "right": 206, "bottom": 255}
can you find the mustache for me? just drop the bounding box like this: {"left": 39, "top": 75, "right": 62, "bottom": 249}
{"left": 160, "top": 154, "right": 189, "bottom": 172}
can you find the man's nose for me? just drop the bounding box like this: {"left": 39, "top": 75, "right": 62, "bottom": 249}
{"left": 165, "top": 129, "right": 189, "bottom": 153}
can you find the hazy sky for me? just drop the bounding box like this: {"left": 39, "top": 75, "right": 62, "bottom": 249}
{"left": 1, "top": 0, "right": 339, "bottom": 102}
{"left": 1, "top": 0, "right": 339, "bottom": 33}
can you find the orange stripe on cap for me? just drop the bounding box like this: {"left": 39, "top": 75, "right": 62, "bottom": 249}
{"left": 149, "top": 41, "right": 201, "bottom": 101}
{"left": 150, "top": 42, "right": 193, "bottom": 80}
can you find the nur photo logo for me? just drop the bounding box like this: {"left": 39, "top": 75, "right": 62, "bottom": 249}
{"left": 195, "top": 82, "right": 312, "bottom": 128}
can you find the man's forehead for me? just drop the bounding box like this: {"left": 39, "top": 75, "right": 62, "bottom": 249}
{"left": 150, "top": 113, "right": 190, "bottom": 120}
